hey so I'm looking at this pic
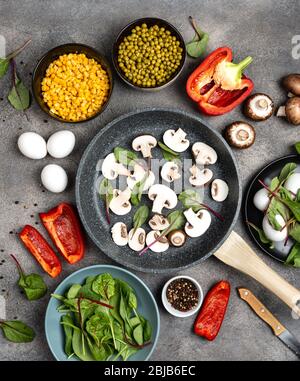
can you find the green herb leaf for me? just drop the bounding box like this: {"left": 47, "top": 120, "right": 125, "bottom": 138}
{"left": 158, "top": 141, "right": 179, "bottom": 156}
{"left": 289, "top": 223, "right": 300, "bottom": 243}
{"left": 186, "top": 16, "right": 209, "bottom": 58}
{"left": 114, "top": 147, "right": 138, "bottom": 166}
{"left": 247, "top": 222, "right": 274, "bottom": 248}
{"left": 278, "top": 162, "right": 297, "bottom": 183}
{"left": 164, "top": 210, "right": 186, "bottom": 234}
{"left": 67, "top": 284, "right": 81, "bottom": 300}
{"left": 295, "top": 142, "right": 300, "bottom": 155}
{"left": 178, "top": 189, "right": 203, "bottom": 211}
{"left": 133, "top": 324, "right": 144, "bottom": 346}
{"left": 92, "top": 273, "right": 115, "bottom": 300}
{"left": 158, "top": 141, "right": 180, "bottom": 162}
{"left": 297, "top": 189, "right": 300, "bottom": 202}
{"left": 267, "top": 197, "right": 289, "bottom": 230}
{"left": 285, "top": 242, "right": 300, "bottom": 267}
{"left": 0, "top": 320, "right": 35, "bottom": 343}
{"left": 61, "top": 314, "right": 74, "bottom": 357}
{"left": 270, "top": 177, "right": 280, "bottom": 191}
{"left": 130, "top": 174, "right": 148, "bottom": 206}
{"left": 99, "top": 178, "right": 113, "bottom": 224}
{"left": 132, "top": 205, "right": 149, "bottom": 235}
{"left": 8, "top": 60, "right": 30, "bottom": 110}
{"left": 280, "top": 199, "right": 300, "bottom": 222}
{"left": 279, "top": 186, "right": 294, "bottom": 201}
{"left": 0, "top": 58, "right": 9, "bottom": 79}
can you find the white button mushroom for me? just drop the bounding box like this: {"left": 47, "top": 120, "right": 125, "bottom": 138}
{"left": 128, "top": 228, "right": 146, "bottom": 251}
{"left": 109, "top": 188, "right": 132, "bottom": 216}
{"left": 192, "top": 142, "right": 217, "bottom": 165}
{"left": 211, "top": 179, "right": 229, "bottom": 202}
{"left": 148, "top": 184, "right": 178, "bottom": 214}
{"left": 148, "top": 214, "right": 170, "bottom": 231}
{"left": 253, "top": 188, "right": 270, "bottom": 211}
{"left": 132, "top": 135, "right": 157, "bottom": 158}
{"left": 284, "top": 173, "right": 300, "bottom": 195}
{"left": 101, "top": 153, "right": 131, "bottom": 180}
{"left": 127, "top": 164, "right": 155, "bottom": 190}
{"left": 184, "top": 208, "right": 212, "bottom": 238}
{"left": 111, "top": 222, "right": 128, "bottom": 246}
{"left": 41, "top": 164, "right": 68, "bottom": 193}
{"left": 145, "top": 231, "right": 169, "bottom": 253}
{"left": 47, "top": 130, "right": 75, "bottom": 158}
{"left": 18, "top": 132, "right": 47, "bottom": 160}
{"left": 189, "top": 165, "right": 213, "bottom": 187}
{"left": 163, "top": 128, "right": 190, "bottom": 153}
{"left": 161, "top": 161, "right": 181, "bottom": 183}
{"left": 262, "top": 214, "right": 287, "bottom": 242}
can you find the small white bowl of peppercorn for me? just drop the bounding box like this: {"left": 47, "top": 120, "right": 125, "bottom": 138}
{"left": 162, "top": 275, "right": 203, "bottom": 318}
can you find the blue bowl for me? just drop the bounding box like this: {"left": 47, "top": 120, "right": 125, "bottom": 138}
{"left": 45, "top": 265, "right": 160, "bottom": 361}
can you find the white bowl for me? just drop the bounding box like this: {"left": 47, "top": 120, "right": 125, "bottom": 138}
{"left": 161, "top": 275, "right": 203, "bottom": 318}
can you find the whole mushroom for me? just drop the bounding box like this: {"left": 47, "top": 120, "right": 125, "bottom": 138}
{"left": 149, "top": 214, "right": 170, "bottom": 230}
{"left": 163, "top": 128, "right": 190, "bottom": 153}
{"left": 243, "top": 93, "right": 274, "bottom": 121}
{"left": 184, "top": 208, "right": 212, "bottom": 238}
{"left": 189, "top": 165, "right": 213, "bottom": 187}
{"left": 148, "top": 184, "right": 178, "bottom": 214}
{"left": 282, "top": 74, "right": 300, "bottom": 96}
{"left": 211, "top": 179, "right": 229, "bottom": 202}
{"left": 192, "top": 142, "right": 217, "bottom": 165}
{"left": 277, "top": 97, "right": 300, "bottom": 126}
{"left": 145, "top": 231, "right": 170, "bottom": 253}
{"left": 111, "top": 222, "right": 128, "bottom": 246}
{"left": 132, "top": 135, "right": 157, "bottom": 158}
{"left": 161, "top": 161, "right": 181, "bottom": 183}
{"left": 109, "top": 188, "right": 132, "bottom": 215}
{"left": 225, "top": 121, "right": 255, "bottom": 149}
{"left": 102, "top": 153, "right": 131, "bottom": 180}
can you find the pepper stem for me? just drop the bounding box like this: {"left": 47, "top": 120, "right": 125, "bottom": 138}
{"left": 6, "top": 39, "right": 31, "bottom": 61}
{"left": 235, "top": 56, "right": 253, "bottom": 73}
{"left": 10, "top": 254, "right": 25, "bottom": 278}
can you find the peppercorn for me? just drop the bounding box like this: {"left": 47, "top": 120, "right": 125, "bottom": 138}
{"left": 166, "top": 278, "right": 198, "bottom": 312}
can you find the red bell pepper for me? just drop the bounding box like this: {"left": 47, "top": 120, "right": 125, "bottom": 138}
{"left": 186, "top": 47, "right": 254, "bottom": 115}
{"left": 39, "top": 203, "right": 85, "bottom": 264}
{"left": 19, "top": 225, "right": 62, "bottom": 278}
{"left": 194, "top": 280, "right": 230, "bottom": 341}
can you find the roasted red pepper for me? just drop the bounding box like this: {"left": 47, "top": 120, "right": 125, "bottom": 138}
{"left": 19, "top": 225, "right": 62, "bottom": 278}
{"left": 186, "top": 47, "right": 254, "bottom": 115}
{"left": 194, "top": 280, "right": 230, "bottom": 341}
{"left": 39, "top": 203, "right": 85, "bottom": 264}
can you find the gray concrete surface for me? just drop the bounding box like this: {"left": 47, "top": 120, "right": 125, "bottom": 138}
{"left": 0, "top": 0, "right": 300, "bottom": 361}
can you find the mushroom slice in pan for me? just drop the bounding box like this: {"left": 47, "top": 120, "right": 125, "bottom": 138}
{"left": 101, "top": 153, "right": 131, "bottom": 180}
{"left": 184, "top": 208, "right": 211, "bottom": 238}
{"left": 163, "top": 128, "right": 190, "bottom": 153}
{"left": 168, "top": 230, "right": 187, "bottom": 247}
{"left": 189, "top": 165, "right": 213, "bottom": 187}
{"left": 192, "top": 142, "right": 217, "bottom": 165}
{"left": 148, "top": 214, "right": 170, "bottom": 231}
{"left": 127, "top": 163, "right": 155, "bottom": 190}
{"left": 109, "top": 187, "right": 132, "bottom": 215}
{"left": 111, "top": 222, "right": 128, "bottom": 246}
{"left": 211, "top": 179, "right": 229, "bottom": 202}
{"left": 145, "top": 230, "right": 170, "bottom": 253}
{"left": 244, "top": 93, "right": 274, "bottom": 121}
{"left": 161, "top": 161, "right": 181, "bottom": 183}
{"left": 225, "top": 121, "right": 255, "bottom": 148}
{"left": 132, "top": 135, "right": 157, "bottom": 158}
{"left": 128, "top": 228, "right": 146, "bottom": 251}
{"left": 148, "top": 184, "right": 178, "bottom": 214}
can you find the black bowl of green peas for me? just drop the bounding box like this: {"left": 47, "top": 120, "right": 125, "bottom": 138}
{"left": 113, "top": 17, "right": 186, "bottom": 91}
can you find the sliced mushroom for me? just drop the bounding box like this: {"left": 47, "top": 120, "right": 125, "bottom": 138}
{"left": 111, "top": 222, "right": 128, "bottom": 246}
{"left": 189, "top": 165, "right": 213, "bottom": 187}
{"left": 109, "top": 187, "right": 132, "bottom": 215}
{"left": 132, "top": 135, "right": 157, "bottom": 158}
{"left": 148, "top": 214, "right": 170, "bottom": 230}
{"left": 148, "top": 184, "right": 178, "bottom": 214}
{"left": 225, "top": 122, "right": 255, "bottom": 149}
{"left": 168, "top": 230, "right": 187, "bottom": 247}
{"left": 127, "top": 164, "right": 155, "bottom": 190}
{"left": 184, "top": 208, "right": 211, "bottom": 238}
{"left": 128, "top": 228, "right": 146, "bottom": 251}
{"left": 244, "top": 93, "right": 274, "bottom": 121}
{"left": 282, "top": 74, "right": 300, "bottom": 96}
{"left": 211, "top": 179, "right": 229, "bottom": 202}
{"left": 161, "top": 161, "right": 181, "bottom": 183}
{"left": 163, "top": 128, "right": 190, "bottom": 153}
{"left": 192, "top": 142, "right": 217, "bottom": 165}
{"left": 101, "top": 153, "right": 131, "bottom": 180}
{"left": 277, "top": 97, "right": 300, "bottom": 126}
{"left": 145, "top": 230, "right": 170, "bottom": 253}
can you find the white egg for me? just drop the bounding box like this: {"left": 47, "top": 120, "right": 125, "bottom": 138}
{"left": 253, "top": 188, "right": 270, "bottom": 211}
{"left": 262, "top": 214, "right": 287, "bottom": 242}
{"left": 17, "top": 132, "right": 47, "bottom": 160}
{"left": 41, "top": 164, "right": 68, "bottom": 193}
{"left": 47, "top": 130, "right": 75, "bottom": 159}
{"left": 284, "top": 173, "right": 300, "bottom": 195}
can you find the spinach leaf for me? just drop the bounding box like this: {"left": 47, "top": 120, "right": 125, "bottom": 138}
{"left": 133, "top": 324, "right": 144, "bottom": 346}
{"left": 99, "top": 178, "right": 113, "bottom": 224}
{"left": 67, "top": 284, "right": 81, "bottom": 300}
{"left": 247, "top": 222, "right": 274, "bottom": 248}
{"left": 0, "top": 39, "right": 31, "bottom": 79}
{"left": 8, "top": 60, "right": 30, "bottom": 111}
{"left": 164, "top": 210, "right": 185, "bottom": 234}
{"left": 61, "top": 314, "right": 74, "bottom": 357}
{"left": 131, "top": 174, "right": 148, "bottom": 206}
{"left": 270, "top": 177, "right": 280, "bottom": 191}
{"left": 186, "top": 16, "right": 209, "bottom": 58}
{"left": 178, "top": 189, "right": 203, "bottom": 211}
{"left": 289, "top": 223, "right": 300, "bottom": 243}
{"left": 92, "top": 273, "right": 115, "bottom": 300}
{"left": 297, "top": 189, "right": 300, "bottom": 202}
{"left": 158, "top": 141, "right": 180, "bottom": 162}
{"left": 0, "top": 320, "right": 35, "bottom": 343}
{"left": 114, "top": 147, "right": 138, "bottom": 166}
{"left": 278, "top": 162, "right": 297, "bottom": 183}
{"left": 11, "top": 254, "right": 47, "bottom": 301}
{"left": 295, "top": 142, "right": 300, "bottom": 155}
{"left": 142, "top": 319, "right": 152, "bottom": 342}
{"left": 132, "top": 205, "right": 149, "bottom": 235}
{"left": 279, "top": 186, "right": 294, "bottom": 201}
{"left": 285, "top": 242, "right": 300, "bottom": 267}
{"left": 72, "top": 329, "right": 95, "bottom": 361}
{"left": 280, "top": 198, "right": 300, "bottom": 222}
{"left": 86, "top": 313, "right": 110, "bottom": 345}
{"left": 267, "top": 198, "right": 289, "bottom": 230}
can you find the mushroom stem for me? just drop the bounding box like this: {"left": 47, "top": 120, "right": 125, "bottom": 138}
{"left": 276, "top": 106, "right": 286, "bottom": 117}
{"left": 288, "top": 92, "right": 295, "bottom": 98}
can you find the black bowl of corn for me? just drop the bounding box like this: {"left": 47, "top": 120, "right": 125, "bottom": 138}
{"left": 32, "top": 43, "right": 113, "bottom": 123}
{"left": 113, "top": 17, "right": 186, "bottom": 91}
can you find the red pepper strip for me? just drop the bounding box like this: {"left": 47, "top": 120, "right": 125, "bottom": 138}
{"left": 186, "top": 46, "right": 254, "bottom": 115}
{"left": 194, "top": 280, "right": 230, "bottom": 341}
{"left": 19, "top": 225, "right": 62, "bottom": 278}
{"left": 39, "top": 203, "right": 85, "bottom": 264}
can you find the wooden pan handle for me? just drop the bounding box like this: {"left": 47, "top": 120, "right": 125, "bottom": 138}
{"left": 238, "top": 287, "right": 286, "bottom": 335}
{"left": 214, "top": 231, "right": 300, "bottom": 316}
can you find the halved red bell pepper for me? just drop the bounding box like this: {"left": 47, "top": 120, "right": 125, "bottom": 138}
{"left": 194, "top": 280, "right": 230, "bottom": 341}
{"left": 39, "top": 203, "right": 85, "bottom": 264}
{"left": 19, "top": 225, "right": 62, "bottom": 278}
{"left": 186, "top": 47, "right": 254, "bottom": 115}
